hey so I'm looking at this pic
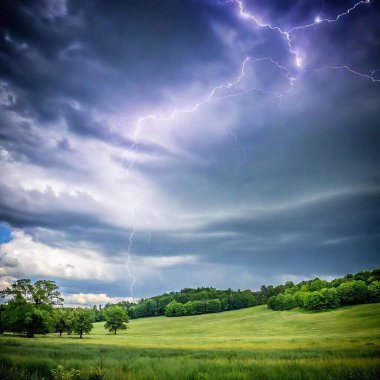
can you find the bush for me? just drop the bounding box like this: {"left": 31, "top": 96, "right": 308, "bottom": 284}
{"left": 88, "top": 367, "right": 106, "bottom": 380}
{"left": 205, "top": 299, "right": 222, "bottom": 313}
{"left": 304, "top": 291, "right": 327, "bottom": 311}
{"left": 368, "top": 281, "right": 380, "bottom": 303}
{"left": 165, "top": 301, "right": 186, "bottom": 317}
{"left": 294, "top": 291, "right": 308, "bottom": 308}
{"left": 267, "top": 294, "right": 285, "bottom": 310}
{"left": 320, "top": 288, "right": 340, "bottom": 308}
{"left": 309, "top": 279, "right": 330, "bottom": 292}
{"left": 51, "top": 365, "right": 81, "bottom": 380}
{"left": 337, "top": 281, "right": 369, "bottom": 305}
{"left": 282, "top": 294, "right": 296, "bottom": 310}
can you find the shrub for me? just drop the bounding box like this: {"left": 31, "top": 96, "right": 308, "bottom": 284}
{"left": 337, "top": 280, "right": 369, "bottom": 305}
{"left": 368, "top": 281, "right": 380, "bottom": 303}
{"left": 267, "top": 294, "right": 285, "bottom": 310}
{"left": 51, "top": 365, "right": 81, "bottom": 380}
{"left": 88, "top": 367, "right": 106, "bottom": 380}
{"left": 304, "top": 291, "right": 327, "bottom": 311}
{"left": 320, "top": 288, "right": 340, "bottom": 308}
{"left": 205, "top": 299, "right": 222, "bottom": 313}
{"left": 165, "top": 301, "right": 186, "bottom": 317}
{"left": 294, "top": 291, "right": 308, "bottom": 308}
{"left": 282, "top": 294, "right": 296, "bottom": 310}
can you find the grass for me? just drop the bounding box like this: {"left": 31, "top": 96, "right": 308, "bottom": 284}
{"left": 1, "top": 303, "right": 380, "bottom": 379}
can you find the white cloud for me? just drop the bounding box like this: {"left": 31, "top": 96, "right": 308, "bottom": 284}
{"left": 64, "top": 293, "right": 134, "bottom": 306}
{"left": 0, "top": 229, "right": 121, "bottom": 282}
{"left": 137, "top": 255, "right": 198, "bottom": 268}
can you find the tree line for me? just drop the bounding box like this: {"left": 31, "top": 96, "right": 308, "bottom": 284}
{"left": 1, "top": 269, "right": 379, "bottom": 334}
{"left": 0, "top": 279, "right": 129, "bottom": 338}
{"left": 267, "top": 269, "right": 380, "bottom": 311}
{"left": 126, "top": 287, "right": 265, "bottom": 319}
{"left": 105, "top": 268, "right": 380, "bottom": 318}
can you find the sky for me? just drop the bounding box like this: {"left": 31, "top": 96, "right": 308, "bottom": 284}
{"left": 0, "top": 0, "right": 379, "bottom": 305}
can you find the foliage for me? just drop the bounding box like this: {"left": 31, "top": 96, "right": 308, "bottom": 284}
{"left": 368, "top": 281, "right": 380, "bottom": 302}
{"left": 68, "top": 308, "right": 93, "bottom": 338}
{"left": 336, "top": 280, "right": 368, "bottom": 305}
{"left": 104, "top": 305, "right": 129, "bottom": 334}
{"left": 51, "top": 365, "right": 81, "bottom": 380}
{"left": 268, "top": 269, "right": 379, "bottom": 312}
{"left": 165, "top": 301, "right": 187, "bottom": 317}
{"left": 0, "top": 279, "right": 63, "bottom": 307}
{"left": 111, "top": 268, "right": 380, "bottom": 318}
{"left": 2, "top": 294, "right": 55, "bottom": 337}
{"left": 88, "top": 366, "right": 106, "bottom": 380}
{"left": 54, "top": 308, "right": 69, "bottom": 336}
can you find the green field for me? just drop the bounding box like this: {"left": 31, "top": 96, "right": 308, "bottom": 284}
{"left": 1, "top": 304, "right": 380, "bottom": 379}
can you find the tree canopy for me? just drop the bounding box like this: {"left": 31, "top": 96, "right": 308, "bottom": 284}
{"left": 104, "top": 305, "right": 129, "bottom": 334}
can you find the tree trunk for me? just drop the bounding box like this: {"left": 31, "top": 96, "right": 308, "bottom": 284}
{"left": 59, "top": 331, "right": 62, "bottom": 337}
{"left": 114, "top": 328, "right": 117, "bottom": 335}
{"left": 80, "top": 330, "right": 83, "bottom": 339}
{"left": 27, "top": 331, "right": 34, "bottom": 338}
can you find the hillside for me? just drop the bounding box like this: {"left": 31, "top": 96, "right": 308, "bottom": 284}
{"left": 1, "top": 304, "right": 380, "bottom": 379}
{"left": 114, "top": 303, "right": 380, "bottom": 350}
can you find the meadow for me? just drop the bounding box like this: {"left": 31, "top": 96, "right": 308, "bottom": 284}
{"left": 1, "top": 303, "right": 380, "bottom": 379}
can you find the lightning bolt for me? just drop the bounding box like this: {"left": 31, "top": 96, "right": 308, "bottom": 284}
{"left": 306, "top": 65, "right": 380, "bottom": 82}
{"left": 290, "top": 0, "right": 371, "bottom": 32}
{"left": 230, "top": 0, "right": 377, "bottom": 80}
{"left": 126, "top": 208, "right": 136, "bottom": 302}
{"left": 123, "top": 0, "right": 378, "bottom": 299}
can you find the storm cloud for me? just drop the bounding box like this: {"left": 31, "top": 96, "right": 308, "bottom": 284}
{"left": 0, "top": 0, "right": 379, "bottom": 303}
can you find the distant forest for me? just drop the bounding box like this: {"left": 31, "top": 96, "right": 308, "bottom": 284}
{"left": 91, "top": 268, "right": 380, "bottom": 320}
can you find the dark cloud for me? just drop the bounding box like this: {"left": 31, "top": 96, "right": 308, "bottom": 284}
{"left": 1, "top": 0, "right": 379, "bottom": 298}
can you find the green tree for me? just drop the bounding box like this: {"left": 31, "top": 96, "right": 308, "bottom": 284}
{"left": 205, "top": 299, "right": 222, "bottom": 313}
{"left": 294, "top": 291, "right": 308, "bottom": 308}
{"left": 304, "top": 291, "right": 327, "bottom": 311}
{"left": 2, "top": 295, "right": 53, "bottom": 337}
{"left": 320, "top": 288, "right": 340, "bottom": 308}
{"left": 104, "top": 305, "right": 129, "bottom": 334}
{"left": 54, "top": 308, "right": 69, "bottom": 336}
{"left": 309, "top": 279, "right": 330, "bottom": 292}
{"left": 0, "top": 304, "right": 6, "bottom": 334}
{"left": 143, "top": 299, "right": 157, "bottom": 317}
{"left": 337, "top": 280, "right": 368, "bottom": 305}
{"left": 0, "top": 279, "right": 63, "bottom": 307}
{"left": 165, "top": 301, "right": 186, "bottom": 317}
{"left": 69, "top": 308, "right": 93, "bottom": 338}
{"left": 282, "top": 294, "right": 296, "bottom": 310}
{"left": 368, "top": 281, "right": 380, "bottom": 303}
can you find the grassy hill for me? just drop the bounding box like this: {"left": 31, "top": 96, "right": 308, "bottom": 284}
{"left": 1, "top": 304, "right": 380, "bottom": 379}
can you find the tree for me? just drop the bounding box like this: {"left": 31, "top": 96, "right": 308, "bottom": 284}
{"left": 165, "top": 301, "right": 186, "bottom": 317}
{"left": 337, "top": 280, "right": 368, "bottom": 305}
{"left": 0, "top": 304, "right": 6, "bottom": 334}
{"left": 69, "top": 308, "right": 93, "bottom": 338}
{"left": 304, "top": 291, "right": 327, "bottom": 311}
{"left": 368, "top": 281, "right": 380, "bottom": 303}
{"left": 282, "top": 294, "right": 296, "bottom": 310}
{"left": 0, "top": 279, "right": 63, "bottom": 307}
{"left": 143, "top": 299, "right": 157, "bottom": 317}
{"left": 128, "top": 306, "right": 137, "bottom": 319}
{"left": 54, "top": 308, "right": 69, "bottom": 336}
{"left": 104, "top": 305, "right": 129, "bottom": 334}
{"left": 205, "top": 299, "right": 222, "bottom": 313}
{"left": 2, "top": 295, "right": 54, "bottom": 337}
{"left": 294, "top": 291, "right": 308, "bottom": 308}
{"left": 309, "top": 279, "right": 330, "bottom": 292}
{"left": 320, "top": 288, "right": 340, "bottom": 308}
